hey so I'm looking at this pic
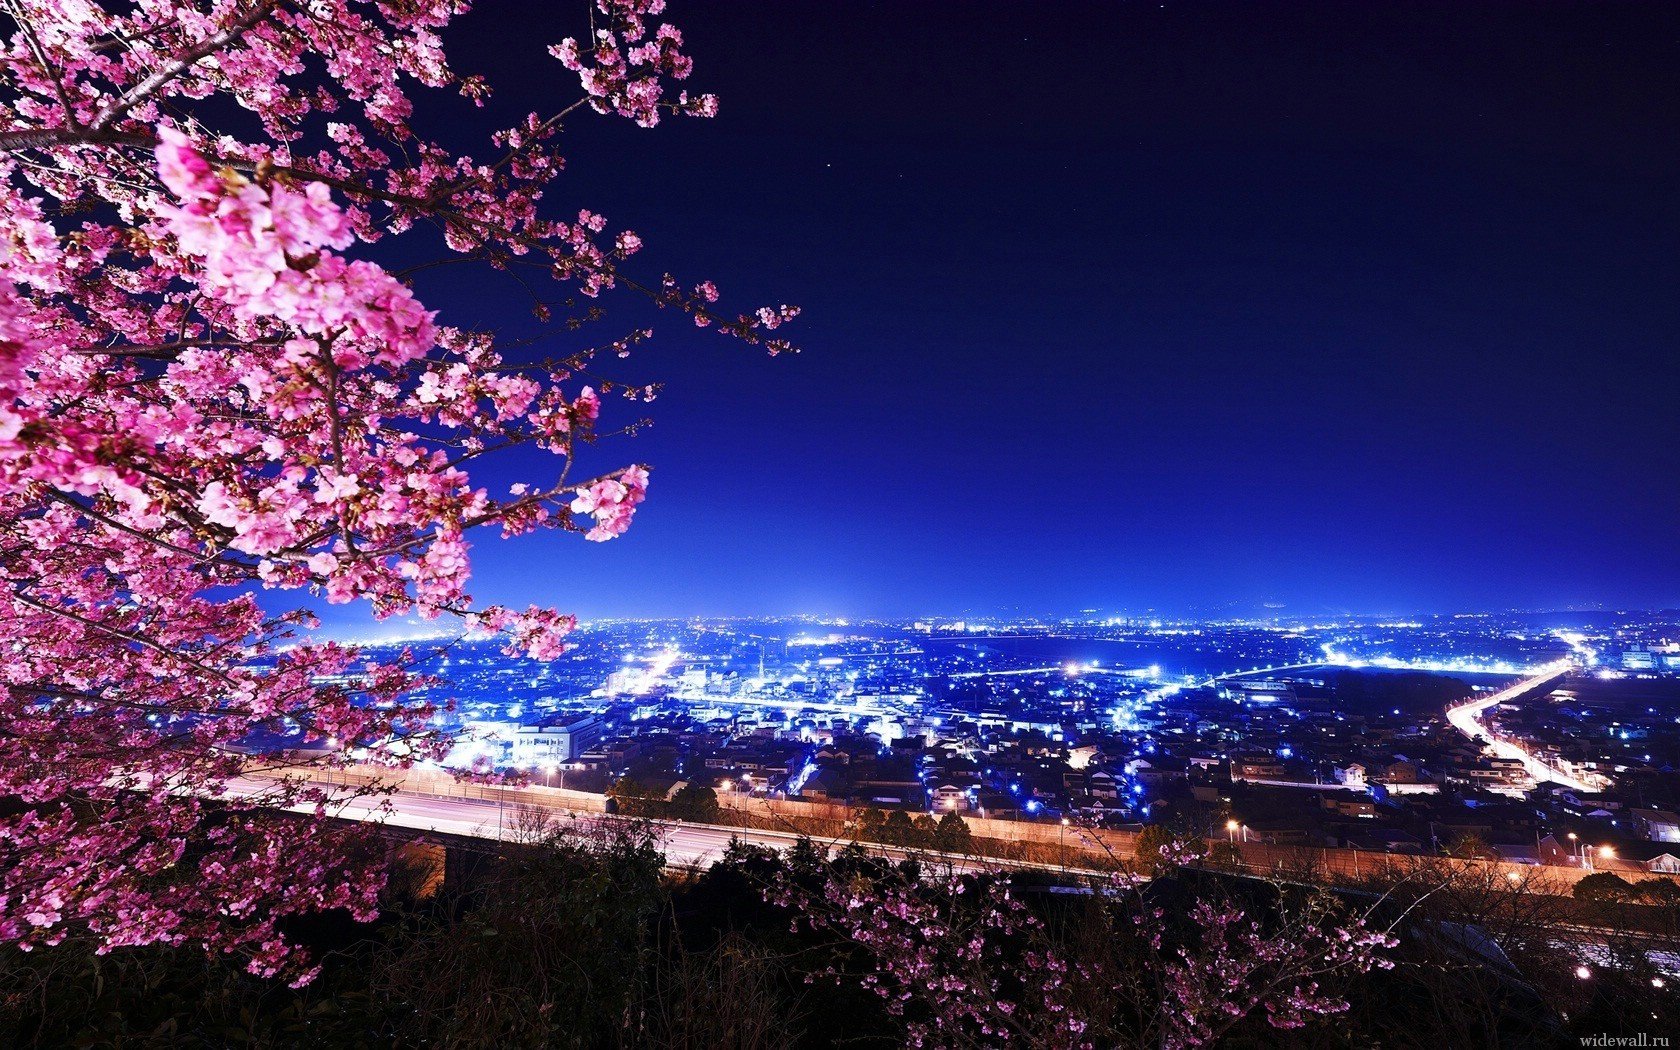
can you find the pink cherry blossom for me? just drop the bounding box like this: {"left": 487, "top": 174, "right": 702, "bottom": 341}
{"left": 0, "top": 0, "right": 794, "bottom": 980}
{"left": 768, "top": 860, "right": 1396, "bottom": 1049}
{"left": 570, "top": 464, "right": 650, "bottom": 541}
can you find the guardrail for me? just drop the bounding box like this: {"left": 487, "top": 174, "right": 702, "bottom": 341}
{"left": 246, "top": 753, "right": 1665, "bottom": 896}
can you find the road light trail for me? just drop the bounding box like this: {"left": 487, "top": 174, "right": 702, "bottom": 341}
{"left": 225, "top": 774, "right": 1118, "bottom": 878}
{"left": 1444, "top": 663, "right": 1597, "bottom": 791}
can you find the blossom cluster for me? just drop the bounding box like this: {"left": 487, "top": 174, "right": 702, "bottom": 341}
{"left": 551, "top": 0, "right": 719, "bottom": 127}
{"left": 0, "top": 0, "right": 793, "bottom": 979}
{"left": 571, "top": 464, "right": 650, "bottom": 541}
{"left": 767, "top": 866, "right": 1092, "bottom": 1049}
{"left": 765, "top": 858, "right": 1399, "bottom": 1050}
{"left": 156, "top": 128, "right": 436, "bottom": 368}
{"left": 1151, "top": 897, "right": 1396, "bottom": 1046}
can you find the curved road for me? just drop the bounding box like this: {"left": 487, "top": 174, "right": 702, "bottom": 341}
{"left": 1444, "top": 664, "right": 1593, "bottom": 791}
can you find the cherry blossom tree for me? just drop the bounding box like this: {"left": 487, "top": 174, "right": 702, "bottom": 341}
{"left": 0, "top": 0, "right": 793, "bottom": 979}
{"left": 767, "top": 859, "right": 1397, "bottom": 1050}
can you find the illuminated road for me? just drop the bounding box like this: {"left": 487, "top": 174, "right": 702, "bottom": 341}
{"left": 667, "top": 691, "right": 890, "bottom": 716}
{"left": 1197, "top": 661, "right": 1328, "bottom": 688}
{"left": 948, "top": 664, "right": 1154, "bottom": 680}
{"left": 1444, "top": 664, "right": 1593, "bottom": 791}
{"left": 227, "top": 776, "right": 1102, "bottom": 877}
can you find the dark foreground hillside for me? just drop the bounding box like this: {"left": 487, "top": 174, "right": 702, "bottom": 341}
{"left": 2, "top": 816, "right": 1673, "bottom": 1048}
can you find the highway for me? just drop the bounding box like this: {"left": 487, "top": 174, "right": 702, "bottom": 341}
{"left": 227, "top": 775, "right": 1102, "bottom": 877}
{"left": 227, "top": 765, "right": 1659, "bottom": 900}
{"left": 1195, "top": 661, "right": 1330, "bottom": 689}
{"left": 1444, "top": 664, "right": 1592, "bottom": 791}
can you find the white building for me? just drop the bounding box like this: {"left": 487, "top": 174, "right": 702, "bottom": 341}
{"left": 930, "top": 784, "right": 971, "bottom": 812}
{"left": 511, "top": 715, "right": 605, "bottom": 767}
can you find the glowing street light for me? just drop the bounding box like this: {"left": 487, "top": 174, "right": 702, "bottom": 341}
{"left": 1226, "top": 819, "right": 1240, "bottom": 842}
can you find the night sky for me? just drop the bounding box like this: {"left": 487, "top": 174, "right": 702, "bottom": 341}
{"left": 336, "top": 2, "right": 1680, "bottom": 630}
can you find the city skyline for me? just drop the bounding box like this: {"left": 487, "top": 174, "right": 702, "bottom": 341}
{"left": 332, "top": 604, "right": 1678, "bottom": 651}
{"left": 5, "top": 1, "right": 1678, "bottom": 1041}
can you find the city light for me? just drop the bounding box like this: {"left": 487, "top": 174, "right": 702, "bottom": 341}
{"left": 17, "top": 0, "right": 1679, "bottom": 1039}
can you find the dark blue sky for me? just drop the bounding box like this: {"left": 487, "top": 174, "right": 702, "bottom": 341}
{"left": 337, "top": 1, "right": 1680, "bottom": 630}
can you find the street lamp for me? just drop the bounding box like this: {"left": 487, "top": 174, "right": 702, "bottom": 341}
{"left": 495, "top": 775, "right": 506, "bottom": 839}
{"left": 1226, "top": 819, "right": 1239, "bottom": 843}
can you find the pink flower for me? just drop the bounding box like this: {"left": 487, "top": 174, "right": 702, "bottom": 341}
{"left": 570, "top": 464, "right": 649, "bottom": 541}
{"left": 0, "top": 0, "right": 791, "bottom": 984}
{"left": 155, "top": 127, "right": 216, "bottom": 200}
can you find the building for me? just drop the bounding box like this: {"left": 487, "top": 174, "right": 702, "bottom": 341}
{"left": 511, "top": 715, "right": 605, "bottom": 767}
{"left": 1320, "top": 794, "right": 1377, "bottom": 819}
{"left": 1622, "top": 649, "right": 1656, "bottom": 671}
{"left": 1632, "top": 809, "right": 1680, "bottom": 843}
{"left": 1611, "top": 841, "right": 1680, "bottom": 874}
{"left": 1444, "top": 758, "right": 1533, "bottom": 792}
{"left": 1375, "top": 759, "right": 1424, "bottom": 785}
{"left": 799, "top": 768, "right": 850, "bottom": 801}
{"left": 1222, "top": 679, "right": 1297, "bottom": 704}
{"left": 930, "top": 783, "right": 972, "bottom": 812}
{"left": 1232, "top": 758, "right": 1288, "bottom": 781}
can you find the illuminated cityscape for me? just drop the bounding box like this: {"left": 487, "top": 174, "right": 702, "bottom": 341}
{"left": 3, "top": 0, "right": 1676, "bottom": 1044}
{"left": 341, "top": 610, "right": 1680, "bottom": 871}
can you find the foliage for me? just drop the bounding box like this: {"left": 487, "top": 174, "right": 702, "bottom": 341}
{"left": 369, "top": 813, "right": 668, "bottom": 1046}
{"left": 934, "top": 812, "right": 973, "bottom": 853}
{"left": 1203, "top": 840, "right": 1243, "bottom": 870}
{"left": 844, "top": 808, "right": 978, "bottom": 855}
{"left": 0, "top": 815, "right": 806, "bottom": 1048}
{"left": 608, "top": 775, "right": 661, "bottom": 817}
{"left": 1574, "top": 872, "right": 1638, "bottom": 903}
{"left": 1133, "top": 823, "right": 1205, "bottom": 876}
{"left": 1637, "top": 877, "right": 1680, "bottom": 905}
{"left": 1444, "top": 832, "right": 1497, "bottom": 860}
{"left": 881, "top": 809, "right": 917, "bottom": 847}
{"left": 668, "top": 783, "right": 721, "bottom": 824}
{"left": 765, "top": 857, "right": 1397, "bottom": 1049}
{"left": 8, "top": 824, "right": 1679, "bottom": 1049}
{"left": 0, "top": 0, "right": 793, "bottom": 977}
